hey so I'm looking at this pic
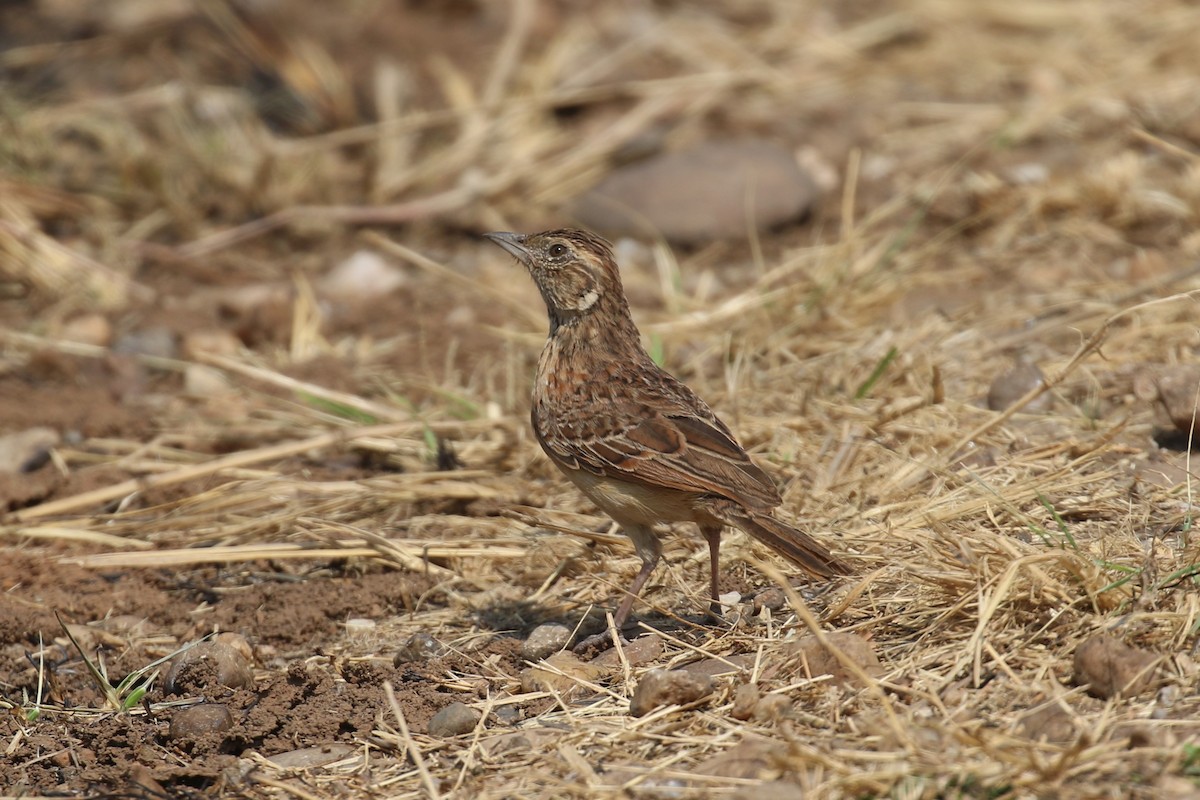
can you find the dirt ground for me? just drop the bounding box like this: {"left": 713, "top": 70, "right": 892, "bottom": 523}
{"left": 2, "top": 1, "right": 1199, "bottom": 798}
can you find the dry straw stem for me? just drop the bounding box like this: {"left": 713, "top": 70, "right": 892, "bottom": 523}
{"left": 4, "top": 420, "right": 505, "bottom": 523}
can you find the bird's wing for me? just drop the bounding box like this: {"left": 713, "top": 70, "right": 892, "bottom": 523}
{"left": 538, "top": 393, "right": 782, "bottom": 513}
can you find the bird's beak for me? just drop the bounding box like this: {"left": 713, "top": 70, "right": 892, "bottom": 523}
{"left": 483, "top": 231, "right": 532, "bottom": 266}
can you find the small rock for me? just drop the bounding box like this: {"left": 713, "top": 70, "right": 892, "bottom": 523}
{"left": 268, "top": 744, "right": 357, "bottom": 769}
{"left": 60, "top": 313, "right": 112, "bottom": 346}
{"left": 733, "top": 781, "right": 807, "bottom": 800}
{"left": 679, "top": 654, "right": 754, "bottom": 681}
{"left": 693, "top": 740, "right": 784, "bottom": 780}
{"left": 184, "top": 364, "right": 231, "bottom": 397}
{"left": 953, "top": 442, "right": 998, "bottom": 471}
{"left": 1134, "top": 365, "right": 1200, "bottom": 433}
{"left": 751, "top": 587, "right": 786, "bottom": 614}
{"left": 752, "top": 693, "right": 794, "bottom": 722}
{"left": 987, "top": 359, "right": 1052, "bottom": 412}
{"left": 1017, "top": 702, "right": 1076, "bottom": 743}
{"left": 521, "top": 623, "right": 572, "bottom": 662}
{"left": 730, "top": 683, "right": 759, "bottom": 721}
{"left": 520, "top": 651, "right": 603, "bottom": 700}
{"left": 1073, "top": 635, "right": 1160, "bottom": 699}
{"left": 426, "top": 701, "right": 480, "bottom": 737}
{"left": 570, "top": 139, "right": 818, "bottom": 244}
{"left": 168, "top": 703, "right": 234, "bottom": 740}
{"left": 320, "top": 250, "right": 407, "bottom": 298}
{"left": 113, "top": 327, "right": 177, "bottom": 360}
{"left": 0, "top": 427, "right": 59, "bottom": 474}
{"left": 164, "top": 640, "right": 254, "bottom": 696}
{"left": 589, "top": 633, "right": 664, "bottom": 670}
{"left": 783, "top": 632, "right": 882, "bottom": 688}
{"left": 181, "top": 330, "right": 242, "bottom": 359}
{"left": 214, "top": 632, "right": 254, "bottom": 663}
{"left": 394, "top": 632, "right": 444, "bottom": 664}
{"left": 629, "top": 668, "right": 714, "bottom": 717}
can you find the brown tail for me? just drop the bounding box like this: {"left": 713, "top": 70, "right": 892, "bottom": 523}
{"left": 705, "top": 501, "right": 851, "bottom": 578}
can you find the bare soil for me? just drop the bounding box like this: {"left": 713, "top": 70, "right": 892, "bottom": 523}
{"left": 2, "top": 1, "right": 1199, "bottom": 798}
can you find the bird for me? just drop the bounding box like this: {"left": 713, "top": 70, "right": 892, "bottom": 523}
{"left": 484, "top": 228, "right": 850, "bottom": 644}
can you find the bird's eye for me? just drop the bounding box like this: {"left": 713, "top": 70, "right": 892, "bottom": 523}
{"left": 547, "top": 243, "right": 568, "bottom": 258}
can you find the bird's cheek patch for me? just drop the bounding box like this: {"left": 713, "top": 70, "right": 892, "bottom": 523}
{"left": 554, "top": 268, "right": 600, "bottom": 312}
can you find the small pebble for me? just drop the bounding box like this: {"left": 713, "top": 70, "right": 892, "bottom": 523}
{"left": 394, "top": 632, "right": 444, "bottom": 664}
{"left": 753, "top": 694, "right": 794, "bottom": 723}
{"left": 0, "top": 427, "right": 60, "bottom": 474}
{"left": 1017, "top": 703, "right": 1076, "bottom": 744}
{"left": 571, "top": 139, "right": 818, "bottom": 244}
{"left": 320, "top": 250, "right": 407, "bottom": 298}
{"left": 730, "top": 683, "right": 759, "bottom": 721}
{"left": 751, "top": 587, "right": 786, "bottom": 614}
{"left": 60, "top": 313, "right": 112, "bottom": 346}
{"left": 521, "top": 623, "right": 572, "bottom": 662}
{"left": 168, "top": 703, "right": 234, "bottom": 740}
{"left": 1073, "top": 635, "right": 1160, "bottom": 699}
{"left": 784, "top": 632, "right": 882, "bottom": 688}
{"left": 520, "top": 651, "right": 602, "bottom": 700}
{"left": 1134, "top": 365, "right": 1200, "bottom": 433}
{"left": 164, "top": 641, "right": 254, "bottom": 695}
{"left": 113, "top": 327, "right": 177, "bottom": 360}
{"left": 629, "top": 668, "right": 714, "bottom": 717}
{"left": 426, "top": 701, "right": 480, "bottom": 737}
{"left": 268, "top": 744, "right": 357, "bottom": 769}
{"left": 588, "top": 633, "right": 664, "bottom": 670}
{"left": 182, "top": 330, "right": 242, "bottom": 359}
{"left": 184, "top": 364, "right": 231, "bottom": 397}
{"left": 987, "top": 359, "right": 1052, "bottom": 412}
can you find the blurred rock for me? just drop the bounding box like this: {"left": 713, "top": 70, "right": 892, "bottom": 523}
{"left": 182, "top": 330, "right": 242, "bottom": 359}
{"left": 752, "top": 693, "right": 794, "bottom": 722}
{"left": 519, "top": 651, "right": 602, "bottom": 700}
{"left": 184, "top": 364, "right": 232, "bottom": 397}
{"left": 693, "top": 740, "right": 783, "bottom": 780}
{"left": 1134, "top": 365, "right": 1200, "bottom": 433}
{"left": 268, "top": 744, "right": 357, "bottom": 769}
{"left": 113, "top": 327, "right": 177, "bottom": 360}
{"left": 394, "top": 632, "right": 444, "bottom": 664}
{"left": 521, "top": 623, "right": 572, "bottom": 662}
{"left": 589, "top": 633, "right": 663, "bottom": 670}
{"left": 426, "top": 701, "right": 480, "bottom": 737}
{"left": 730, "top": 683, "right": 759, "bottom": 721}
{"left": 60, "top": 314, "right": 112, "bottom": 347}
{"left": 1073, "top": 635, "right": 1160, "bottom": 699}
{"left": 570, "top": 140, "right": 818, "bottom": 244}
{"left": 1017, "top": 702, "right": 1076, "bottom": 743}
{"left": 782, "top": 632, "right": 882, "bottom": 688}
{"left": 987, "top": 359, "right": 1052, "bottom": 412}
{"left": 0, "top": 427, "right": 59, "bottom": 474}
{"left": 629, "top": 668, "right": 714, "bottom": 717}
{"left": 320, "top": 250, "right": 407, "bottom": 298}
{"left": 679, "top": 653, "right": 754, "bottom": 681}
{"left": 751, "top": 586, "right": 786, "bottom": 614}
{"left": 168, "top": 703, "right": 233, "bottom": 741}
{"left": 732, "top": 781, "right": 807, "bottom": 800}
{"left": 1134, "top": 453, "right": 1191, "bottom": 492}
{"left": 164, "top": 640, "right": 254, "bottom": 696}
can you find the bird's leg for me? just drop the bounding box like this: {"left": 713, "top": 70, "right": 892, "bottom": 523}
{"left": 576, "top": 525, "right": 660, "bottom": 654}
{"left": 700, "top": 524, "right": 723, "bottom": 621}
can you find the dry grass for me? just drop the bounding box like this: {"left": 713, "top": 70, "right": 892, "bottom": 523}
{"left": 3, "top": 0, "right": 1200, "bottom": 797}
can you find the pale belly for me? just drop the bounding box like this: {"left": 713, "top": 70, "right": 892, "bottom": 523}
{"left": 561, "top": 466, "right": 702, "bottom": 528}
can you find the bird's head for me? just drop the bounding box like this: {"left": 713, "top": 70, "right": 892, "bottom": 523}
{"left": 484, "top": 229, "right": 627, "bottom": 331}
